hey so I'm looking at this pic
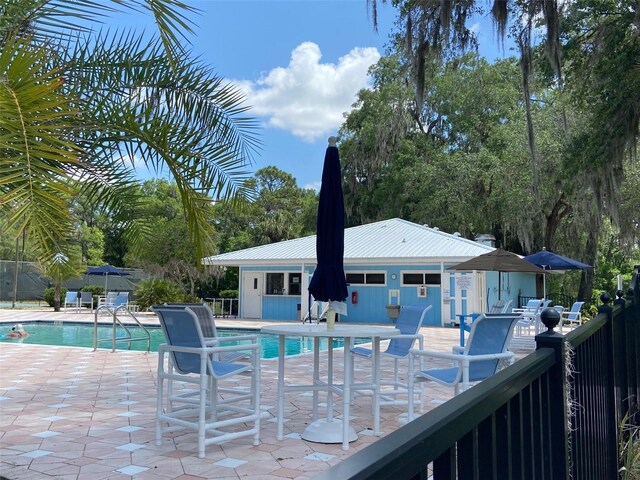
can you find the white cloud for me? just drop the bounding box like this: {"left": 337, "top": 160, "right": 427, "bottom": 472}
{"left": 303, "top": 180, "right": 322, "bottom": 192}
{"left": 235, "top": 42, "right": 380, "bottom": 142}
{"left": 469, "top": 22, "right": 481, "bottom": 34}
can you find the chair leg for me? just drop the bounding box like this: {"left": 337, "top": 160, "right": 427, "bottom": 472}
{"left": 461, "top": 360, "right": 470, "bottom": 393}
{"left": 156, "top": 350, "right": 165, "bottom": 447}
{"left": 407, "top": 356, "right": 415, "bottom": 422}
{"left": 197, "top": 356, "right": 207, "bottom": 459}
{"left": 252, "top": 361, "right": 261, "bottom": 446}
{"left": 416, "top": 338, "right": 424, "bottom": 414}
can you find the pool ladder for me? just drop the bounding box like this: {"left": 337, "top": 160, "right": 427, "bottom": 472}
{"left": 301, "top": 301, "right": 329, "bottom": 324}
{"left": 93, "top": 305, "right": 151, "bottom": 352}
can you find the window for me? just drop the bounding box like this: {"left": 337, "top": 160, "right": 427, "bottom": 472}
{"left": 346, "top": 272, "right": 386, "bottom": 285}
{"left": 266, "top": 273, "right": 284, "bottom": 295}
{"left": 265, "top": 272, "right": 302, "bottom": 295}
{"left": 402, "top": 272, "right": 441, "bottom": 286}
{"left": 346, "top": 273, "right": 364, "bottom": 284}
{"left": 366, "top": 273, "right": 386, "bottom": 284}
{"left": 288, "top": 273, "right": 301, "bottom": 295}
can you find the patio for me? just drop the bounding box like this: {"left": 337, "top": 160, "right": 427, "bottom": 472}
{"left": 0, "top": 309, "right": 529, "bottom": 479}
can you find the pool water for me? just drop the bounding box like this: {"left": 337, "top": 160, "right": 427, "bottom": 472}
{"left": 0, "top": 322, "right": 367, "bottom": 359}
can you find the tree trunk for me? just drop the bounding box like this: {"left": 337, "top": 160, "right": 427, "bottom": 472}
{"left": 544, "top": 196, "right": 571, "bottom": 251}
{"left": 54, "top": 279, "right": 61, "bottom": 312}
{"left": 578, "top": 230, "right": 597, "bottom": 302}
{"left": 12, "top": 236, "right": 19, "bottom": 308}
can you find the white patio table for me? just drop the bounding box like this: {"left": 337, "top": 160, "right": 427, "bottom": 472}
{"left": 261, "top": 323, "right": 400, "bottom": 450}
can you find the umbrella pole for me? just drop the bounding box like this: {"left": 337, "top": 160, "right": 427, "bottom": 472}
{"left": 326, "top": 309, "right": 336, "bottom": 330}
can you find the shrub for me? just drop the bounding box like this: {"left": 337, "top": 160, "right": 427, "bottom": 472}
{"left": 181, "top": 293, "right": 202, "bottom": 303}
{"left": 219, "top": 289, "right": 239, "bottom": 298}
{"left": 134, "top": 278, "right": 183, "bottom": 310}
{"left": 81, "top": 285, "right": 104, "bottom": 296}
{"left": 81, "top": 285, "right": 104, "bottom": 304}
{"left": 620, "top": 414, "right": 640, "bottom": 480}
{"left": 43, "top": 287, "right": 67, "bottom": 307}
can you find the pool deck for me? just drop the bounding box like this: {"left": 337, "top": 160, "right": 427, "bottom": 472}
{"left": 0, "top": 308, "right": 532, "bottom": 479}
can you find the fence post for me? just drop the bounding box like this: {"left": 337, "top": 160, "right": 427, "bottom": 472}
{"left": 629, "top": 266, "right": 640, "bottom": 426}
{"left": 598, "top": 292, "right": 621, "bottom": 478}
{"left": 535, "top": 307, "right": 570, "bottom": 479}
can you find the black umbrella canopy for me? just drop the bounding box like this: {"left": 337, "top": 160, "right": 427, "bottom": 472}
{"left": 524, "top": 249, "right": 593, "bottom": 271}
{"left": 308, "top": 137, "right": 348, "bottom": 305}
{"left": 449, "top": 248, "right": 545, "bottom": 300}
{"left": 524, "top": 248, "right": 592, "bottom": 299}
{"left": 84, "top": 265, "right": 130, "bottom": 290}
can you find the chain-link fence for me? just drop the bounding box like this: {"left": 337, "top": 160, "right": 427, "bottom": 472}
{"left": 0, "top": 260, "right": 147, "bottom": 301}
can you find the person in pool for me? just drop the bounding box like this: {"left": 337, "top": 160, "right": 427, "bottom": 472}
{"left": 6, "top": 323, "right": 29, "bottom": 338}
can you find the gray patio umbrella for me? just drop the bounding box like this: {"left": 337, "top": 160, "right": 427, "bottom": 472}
{"left": 84, "top": 265, "right": 130, "bottom": 291}
{"left": 308, "top": 136, "right": 348, "bottom": 329}
{"left": 448, "top": 248, "right": 545, "bottom": 300}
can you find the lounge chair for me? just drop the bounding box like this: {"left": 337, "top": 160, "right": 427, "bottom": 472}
{"left": 350, "top": 304, "right": 432, "bottom": 408}
{"left": 458, "top": 299, "right": 515, "bottom": 347}
{"left": 512, "top": 299, "right": 548, "bottom": 335}
{"left": 79, "top": 291, "right": 94, "bottom": 312}
{"left": 151, "top": 306, "right": 261, "bottom": 458}
{"left": 559, "top": 301, "right": 585, "bottom": 333}
{"left": 63, "top": 291, "right": 79, "bottom": 312}
{"left": 489, "top": 299, "right": 513, "bottom": 313}
{"left": 113, "top": 292, "right": 129, "bottom": 309}
{"left": 407, "top": 313, "right": 521, "bottom": 420}
{"left": 98, "top": 291, "right": 118, "bottom": 309}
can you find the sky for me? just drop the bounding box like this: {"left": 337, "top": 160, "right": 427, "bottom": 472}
{"left": 113, "top": 1, "right": 513, "bottom": 190}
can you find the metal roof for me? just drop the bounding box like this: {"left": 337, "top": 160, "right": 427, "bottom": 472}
{"left": 202, "top": 218, "right": 495, "bottom": 267}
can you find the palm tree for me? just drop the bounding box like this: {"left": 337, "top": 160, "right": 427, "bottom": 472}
{"left": 0, "top": 0, "right": 259, "bottom": 274}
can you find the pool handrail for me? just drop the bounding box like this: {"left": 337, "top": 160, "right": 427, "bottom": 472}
{"left": 93, "top": 305, "right": 151, "bottom": 352}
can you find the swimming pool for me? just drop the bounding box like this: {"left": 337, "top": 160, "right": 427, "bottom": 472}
{"left": 0, "top": 322, "right": 368, "bottom": 359}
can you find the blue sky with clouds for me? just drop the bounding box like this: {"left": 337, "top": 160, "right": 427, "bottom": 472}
{"left": 115, "top": 1, "right": 512, "bottom": 190}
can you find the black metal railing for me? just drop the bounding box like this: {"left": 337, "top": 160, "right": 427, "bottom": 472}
{"left": 518, "top": 293, "right": 576, "bottom": 309}
{"left": 316, "top": 266, "right": 640, "bottom": 480}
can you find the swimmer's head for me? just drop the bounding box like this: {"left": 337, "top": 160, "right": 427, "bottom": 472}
{"left": 12, "top": 323, "right": 25, "bottom": 332}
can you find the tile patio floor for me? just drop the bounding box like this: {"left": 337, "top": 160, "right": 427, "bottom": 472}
{"left": 0, "top": 309, "right": 532, "bottom": 479}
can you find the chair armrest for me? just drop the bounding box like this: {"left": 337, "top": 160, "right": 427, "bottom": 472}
{"left": 410, "top": 348, "right": 514, "bottom": 363}
{"left": 463, "top": 351, "right": 514, "bottom": 362}
{"left": 394, "top": 333, "right": 423, "bottom": 341}
{"left": 215, "top": 334, "right": 259, "bottom": 343}
{"left": 561, "top": 311, "right": 582, "bottom": 321}
{"left": 162, "top": 342, "right": 259, "bottom": 356}
{"left": 211, "top": 343, "right": 259, "bottom": 354}
{"left": 409, "top": 349, "right": 462, "bottom": 361}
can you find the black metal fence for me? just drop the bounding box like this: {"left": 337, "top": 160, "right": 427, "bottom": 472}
{"left": 519, "top": 293, "right": 576, "bottom": 309}
{"left": 316, "top": 266, "right": 640, "bottom": 480}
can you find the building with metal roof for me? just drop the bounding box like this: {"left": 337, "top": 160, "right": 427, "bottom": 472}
{"left": 203, "top": 218, "right": 536, "bottom": 326}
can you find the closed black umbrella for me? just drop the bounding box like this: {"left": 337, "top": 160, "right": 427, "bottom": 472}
{"left": 308, "top": 137, "right": 348, "bottom": 328}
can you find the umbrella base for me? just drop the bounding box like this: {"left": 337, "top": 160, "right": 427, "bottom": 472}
{"left": 301, "top": 419, "right": 357, "bottom": 444}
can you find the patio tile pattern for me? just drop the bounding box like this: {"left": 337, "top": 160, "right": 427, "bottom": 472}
{"left": 0, "top": 309, "right": 532, "bottom": 479}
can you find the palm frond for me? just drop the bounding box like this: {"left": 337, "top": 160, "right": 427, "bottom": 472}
{"left": 62, "top": 29, "right": 260, "bottom": 259}
{"left": 0, "top": 35, "right": 81, "bottom": 257}
{"left": 1, "top": 0, "right": 196, "bottom": 70}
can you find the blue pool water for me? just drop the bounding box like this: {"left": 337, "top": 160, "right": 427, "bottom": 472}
{"left": 0, "top": 322, "right": 366, "bottom": 359}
